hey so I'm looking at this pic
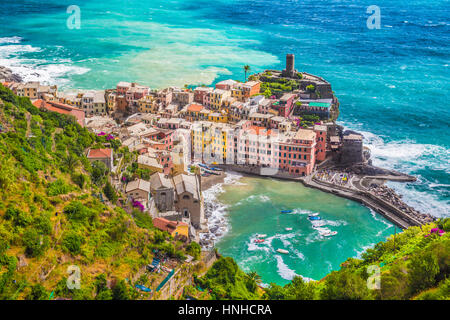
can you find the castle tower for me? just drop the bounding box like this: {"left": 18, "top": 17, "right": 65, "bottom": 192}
{"left": 282, "top": 54, "right": 296, "bottom": 78}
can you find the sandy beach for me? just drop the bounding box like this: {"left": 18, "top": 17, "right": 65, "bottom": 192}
{"left": 200, "top": 172, "right": 226, "bottom": 191}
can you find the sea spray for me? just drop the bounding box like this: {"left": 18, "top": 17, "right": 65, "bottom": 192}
{"left": 199, "top": 171, "right": 244, "bottom": 248}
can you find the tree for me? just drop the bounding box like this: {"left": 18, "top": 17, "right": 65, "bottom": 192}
{"left": 90, "top": 160, "right": 108, "bottom": 186}
{"left": 320, "top": 270, "right": 370, "bottom": 300}
{"left": 186, "top": 241, "right": 201, "bottom": 260}
{"left": 23, "top": 228, "right": 48, "bottom": 257}
{"left": 71, "top": 173, "right": 86, "bottom": 189}
{"left": 62, "top": 152, "right": 79, "bottom": 172}
{"left": 103, "top": 181, "right": 118, "bottom": 203}
{"left": 26, "top": 284, "right": 48, "bottom": 300}
{"left": 62, "top": 231, "right": 84, "bottom": 255}
{"left": 243, "top": 65, "right": 251, "bottom": 82}
{"left": 264, "top": 283, "right": 287, "bottom": 300}
{"left": 263, "top": 88, "right": 272, "bottom": 98}
{"left": 306, "top": 84, "right": 315, "bottom": 92}
{"left": 408, "top": 251, "right": 440, "bottom": 294}
{"left": 112, "top": 280, "right": 130, "bottom": 300}
{"left": 285, "top": 276, "right": 315, "bottom": 300}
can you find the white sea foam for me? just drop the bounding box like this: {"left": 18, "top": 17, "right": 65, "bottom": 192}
{"left": 275, "top": 255, "right": 298, "bottom": 281}
{"left": 235, "top": 194, "right": 271, "bottom": 206}
{"left": 323, "top": 219, "right": 348, "bottom": 227}
{"left": 0, "top": 36, "right": 22, "bottom": 44}
{"left": 0, "top": 38, "right": 89, "bottom": 87}
{"left": 200, "top": 171, "right": 243, "bottom": 247}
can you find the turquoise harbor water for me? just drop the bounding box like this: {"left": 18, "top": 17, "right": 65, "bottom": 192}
{"left": 1, "top": 0, "right": 449, "bottom": 283}
{"left": 209, "top": 175, "right": 395, "bottom": 285}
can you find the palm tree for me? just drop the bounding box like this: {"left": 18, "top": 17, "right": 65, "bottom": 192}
{"left": 63, "top": 153, "right": 79, "bottom": 172}
{"left": 243, "top": 65, "right": 251, "bottom": 82}
{"left": 246, "top": 271, "right": 262, "bottom": 285}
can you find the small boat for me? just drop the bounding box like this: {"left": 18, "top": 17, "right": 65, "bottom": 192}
{"left": 254, "top": 239, "right": 265, "bottom": 243}
{"left": 312, "top": 221, "right": 326, "bottom": 228}
{"left": 309, "top": 216, "right": 322, "bottom": 221}
{"left": 256, "top": 234, "right": 267, "bottom": 238}
{"left": 322, "top": 231, "right": 338, "bottom": 237}
{"left": 280, "top": 210, "right": 293, "bottom": 214}
{"left": 285, "top": 228, "right": 293, "bottom": 231}
{"left": 276, "top": 249, "right": 289, "bottom": 254}
{"left": 308, "top": 213, "right": 319, "bottom": 217}
{"left": 210, "top": 167, "right": 223, "bottom": 172}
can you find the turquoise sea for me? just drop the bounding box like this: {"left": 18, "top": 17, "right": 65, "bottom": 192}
{"left": 1, "top": 0, "right": 449, "bottom": 284}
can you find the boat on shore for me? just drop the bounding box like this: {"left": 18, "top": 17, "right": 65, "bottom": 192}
{"left": 280, "top": 210, "right": 293, "bottom": 214}
{"left": 276, "top": 249, "right": 289, "bottom": 254}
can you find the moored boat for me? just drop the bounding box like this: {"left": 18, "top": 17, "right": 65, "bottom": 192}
{"left": 308, "top": 212, "right": 319, "bottom": 217}
{"left": 280, "top": 210, "right": 293, "bottom": 214}
{"left": 309, "top": 216, "right": 321, "bottom": 221}
{"left": 322, "top": 231, "right": 338, "bottom": 237}
{"left": 276, "top": 249, "right": 289, "bottom": 254}
{"left": 285, "top": 228, "right": 293, "bottom": 231}
{"left": 256, "top": 234, "right": 267, "bottom": 238}
{"left": 254, "top": 239, "right": 265, "bottom": 243}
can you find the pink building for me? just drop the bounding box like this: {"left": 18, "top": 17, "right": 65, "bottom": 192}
{"left": 193, "top": 87, "right": 213, "bottom": 104}
{"left": 276, "top": 93, "right": 296, "bottom": 117}
{"left": 314, "top": 125, "right": 327, "bottom": 162}
{"left": 276, "top": 129, "right": 316, "bottom": 176}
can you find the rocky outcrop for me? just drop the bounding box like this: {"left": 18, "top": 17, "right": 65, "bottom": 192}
{"left": 0, "top": 66, "right": 22, "bottom": 83}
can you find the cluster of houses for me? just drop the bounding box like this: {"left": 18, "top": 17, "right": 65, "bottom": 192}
{"left": 1, "top": 54, "right": 367, "bottom": 242}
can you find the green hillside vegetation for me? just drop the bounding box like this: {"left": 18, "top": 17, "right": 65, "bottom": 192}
{"left": 190, "top": 220, "right": 449, "bottom": 300}
{"left": 0, "top": 85, "right": 195, "bottom": 300}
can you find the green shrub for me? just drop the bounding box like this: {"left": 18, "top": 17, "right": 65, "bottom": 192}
{"left": 47, "top": 179, "right": 72, "bottom": 196}
{"left": 62, "top": 231, "right": 84, "bottom": 255}
{"left": 23, "top": 228, "right": 49, "bottom": 257}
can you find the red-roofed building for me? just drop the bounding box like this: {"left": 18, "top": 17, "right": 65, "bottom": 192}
{"left": 33, "top": 99, "right": 85, "bottom": 127}
{"left": 86, "top": 148, "right": 113, "bottom": 169}
{"left": 152, "top": 217, "right": 189, "bottom": 240}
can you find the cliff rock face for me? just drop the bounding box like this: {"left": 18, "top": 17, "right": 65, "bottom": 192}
{"left": 0, "top": 66, "right": 22, "bottom": 82}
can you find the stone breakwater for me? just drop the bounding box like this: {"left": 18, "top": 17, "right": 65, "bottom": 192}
{"left": 366, "top": 184, "right": 434, "bottom": 224}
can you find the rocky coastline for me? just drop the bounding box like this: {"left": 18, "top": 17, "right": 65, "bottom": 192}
{"left": 0, "top": 66, "right": 22, "bottom": 83}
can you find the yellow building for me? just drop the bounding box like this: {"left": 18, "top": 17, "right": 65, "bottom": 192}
{"left": 208, "top": 112, "right": 228, "bottom": 123}
{"left": 191, "top": 122, "right": 229, "bottom": 163}
{"left": 138, "top": 95, "right": 158, "bottom": 113}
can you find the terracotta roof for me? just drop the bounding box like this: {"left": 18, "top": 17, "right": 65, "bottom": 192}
{"left": 187, "top": 104, "right": 204, "bottom": 112}
{"left": 87, "top": 148, "right": 112, "bottom": 159}
{"left": 33, "top": 99, "right": 85, "bottom": 127}
{"left": 153, "top": 217, "right": 187, "bottom": 233}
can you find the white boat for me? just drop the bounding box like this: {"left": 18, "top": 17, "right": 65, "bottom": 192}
{"left": 276, "top": 249, "right": 289, "bottom": 254}
{"left": 285, "top": 228, "right": 293, "bottom": 231}
{"left": 312, "top": 221, "right": 326, "bottom": 228}
{"left": 308, "top": 212, "right": 319, "bottom": 217}
{"left": 322, "top": 231, "right": 338, "bottom": 237}
{"left": 256, "top": 234, "right": 267, "bottom": 238}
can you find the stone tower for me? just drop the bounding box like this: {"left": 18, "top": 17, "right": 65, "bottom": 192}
{"left": 282, "top": 54, "right": 296, "bottom": 78}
